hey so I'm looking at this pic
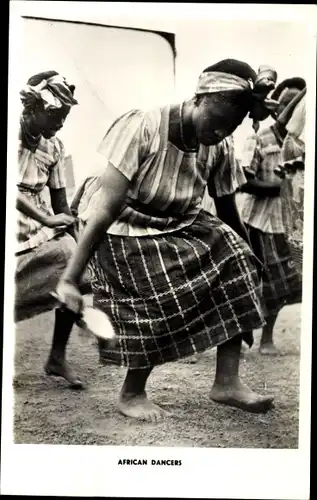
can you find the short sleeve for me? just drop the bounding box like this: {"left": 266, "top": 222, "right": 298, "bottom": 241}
{"left": 97, "top": 109, "right": 149, "bottom": 181}
{"left": 208, "top": 135, "right": 246, "bottom": 198}
{"left": 47, "top": 137, "right": 67, "bottom": 189}
{"left": 240, "top": 133, "right": 261, "bottom": 177}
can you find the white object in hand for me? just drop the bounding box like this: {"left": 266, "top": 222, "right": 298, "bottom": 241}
{"left": 51, "top": 291, "right": 117, "bottom": 343}
{"left": 78, "top": 306, "right": 117, "bottom": 342}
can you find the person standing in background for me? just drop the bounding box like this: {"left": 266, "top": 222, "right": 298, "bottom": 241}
{"left": 15, "top": 71, "right": 84, "bottom": 389}
{"left": 240, "top": 77, "right": 306, "bottom": 355}
{"left": 277, "top": 87, "right": 306, "bottom": 276}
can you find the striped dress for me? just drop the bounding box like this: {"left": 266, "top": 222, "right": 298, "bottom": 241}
{"left": 241, "top": 126, "right": 302, "bottom": 316}
{"left": 17, "top": 132, "right": 68, "bottom": 253}
{"left": 15, "top": 130, "right": 77, "bottom": 312}
{"left": 76, "top": 105, "right": 266, "bottom": 368}
{"left": 279, "top": 95, "right": 306, "bottom": 273}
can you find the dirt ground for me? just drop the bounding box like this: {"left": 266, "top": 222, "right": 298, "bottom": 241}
{"left": 13, "top": 300, "right": 302, "bottom": 448}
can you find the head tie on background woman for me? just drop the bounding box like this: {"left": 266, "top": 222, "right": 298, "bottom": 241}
{"left": 275, "top": 85, "right": 306, "bottom": 128}
{"left": 20, "top": 73, "right": 78, "bottom": 111}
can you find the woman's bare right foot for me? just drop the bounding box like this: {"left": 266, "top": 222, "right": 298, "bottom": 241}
{"left": 118, "top": 392, "right": 170, "bottom": 422}
{"left": 210, "top": 380, "right": 274, "bottom": 414}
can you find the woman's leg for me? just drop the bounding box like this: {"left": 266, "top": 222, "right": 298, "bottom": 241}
{"left": 259, "top": 311, "right": 281, "bottom": 355}
{"left": 117, "top": 367, "right": 169, "bottom": 422}
{"left": 210, "top": 333, "right": 274, "bottom": 413}
{"left": 45, "top": 307, "right": 84, "bottom": 389}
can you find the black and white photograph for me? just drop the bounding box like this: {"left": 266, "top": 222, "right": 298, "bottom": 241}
{"left": 1, "top": 1, "right": 315, "bottom": 498}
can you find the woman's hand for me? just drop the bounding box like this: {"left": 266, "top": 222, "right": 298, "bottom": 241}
{"left": 55, "top": 280, "right": 83, "bottom": 315}
{"left": 45, "top": 213, "right": 76, "bottom": 229}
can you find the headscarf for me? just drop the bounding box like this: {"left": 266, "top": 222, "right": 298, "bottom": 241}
{"left": 271, "top": 77, "right": 306, "bottom": 105}
{"left": 195, "top": 60, "right": 279, "bottom": 128}
{"left": 20, "top": 72, "right": 78, "bottom": 112}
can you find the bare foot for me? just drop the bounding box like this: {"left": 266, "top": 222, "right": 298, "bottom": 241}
{"left": 210, "top": 380, "right": 274, "bottom": 414}
{"left": 259, "top": 343, "right": 281, "bottom": 356}
{"left": 117, "top": 393, "right": 170, "bottom": 422}
{"left": 45, "top": 357, "right": 84, "bottom": 390}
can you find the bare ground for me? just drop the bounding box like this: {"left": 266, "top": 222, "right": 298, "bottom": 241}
{"left": 13, "top": 303, "right": 301, "bottom": 448}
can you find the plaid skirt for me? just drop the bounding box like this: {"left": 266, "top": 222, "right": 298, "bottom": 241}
{"left": 88, "top": 210, "right": 266, "bottom": 369}
{"left": 246, "top": 224, "right": 302, "bottom": 316}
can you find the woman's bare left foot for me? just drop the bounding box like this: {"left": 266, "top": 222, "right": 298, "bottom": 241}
{"left": 45, "top": 357, "right": 84, "bottom": 389}
{"left": 118, "top": 393, "right": 170, "bottom": 422}
{"left": 210, "top": 380, "right": 274, "bottom": 414}
{"left": 259, "top": 343, "right": 281, "bottom": 356}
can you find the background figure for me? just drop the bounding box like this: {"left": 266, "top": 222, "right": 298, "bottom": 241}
{"left": 15, "top": 70, "right": 84, "bottom": 389}
{"left": 278, "top": 88, "right": 306, "bottom": 274}
{"left": 240, "top": 77, "right": 305, "bottom": 355}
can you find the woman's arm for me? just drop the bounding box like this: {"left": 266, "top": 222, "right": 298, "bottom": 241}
{"left": 17, "top": 191, "right": 50, "bottom": 225}
{"left": 214, "top": 193, "right": 265, "bottom": 275}
{"left": 239, "top": 173, "right": 281, "bottom": 197}
{"left": 50, "top": 187, "right": 77, "bottom": 239}
{"left": 61, "top": 163, "right": 130, "bottom": 285}
{"left": 17, "top": 191, "right": 75, "bottom": 228}
{"left": 50, "top": 187, "right": 72, "bottom": 216}
{"left": 214, "top": 193, "right": 251, "bottom": 245}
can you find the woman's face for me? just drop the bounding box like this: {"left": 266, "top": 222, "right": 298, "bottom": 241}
{"left": 192, "top": 94, "right": 247, "bottom": 146}
{"left": 32, "top": 105, "right": 71, "bottom": 139}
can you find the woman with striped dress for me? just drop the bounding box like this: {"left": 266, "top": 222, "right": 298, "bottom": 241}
{"left": 278, "top": 88, "right": 306, "bottom": 276}
{"left": 240, "top": 78, "right": 305, "bottom": 355}
{"left": 56, "top": 59, "right": 279, "bottom": 421}
{"left": 15, "top": 71, "right": 84, "bottom": 389}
